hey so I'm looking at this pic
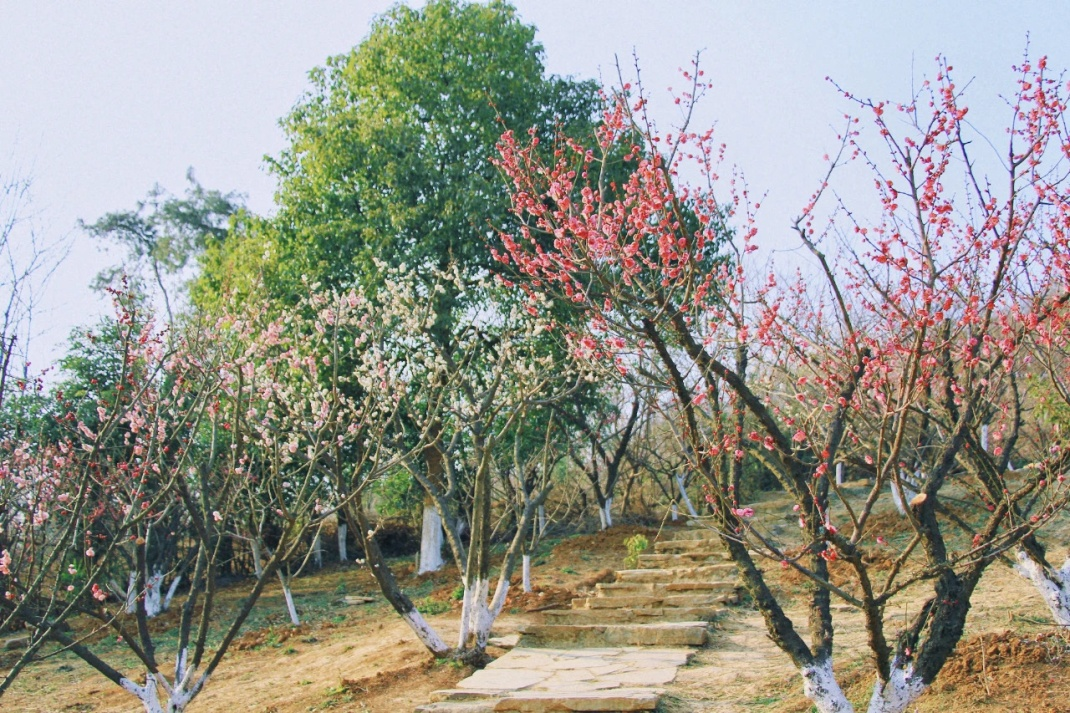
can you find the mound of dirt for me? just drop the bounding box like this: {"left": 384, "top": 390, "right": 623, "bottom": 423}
{"left": 929, "top": 629, "right": 1070, "bottom": 711}
{"left": 550, "top": 525, "right": 660, "bottom": 559}
{"left": 505, "top": 584, "right": 577, "bottom": 611}
{"left": 232, "top": 623, "right": 312, "bottom": 651}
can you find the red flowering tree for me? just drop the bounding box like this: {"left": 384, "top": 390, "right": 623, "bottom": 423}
{"left": 494, "top": 56, "right": 1070, "bottom": 713}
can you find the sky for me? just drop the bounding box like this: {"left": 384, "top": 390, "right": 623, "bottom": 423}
{"left": 2, "top": 1, "right": 1069, "bottom": 372}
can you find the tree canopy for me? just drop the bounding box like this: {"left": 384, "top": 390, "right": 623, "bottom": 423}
{"left": 197, "top": 0, "right": 599, "bottom": 307}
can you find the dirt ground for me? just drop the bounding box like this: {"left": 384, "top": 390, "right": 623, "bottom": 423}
{"left": 4, "top": 518, "right": 1070, "bottom": 712}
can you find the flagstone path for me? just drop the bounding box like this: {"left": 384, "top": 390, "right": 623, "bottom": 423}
{"left": 415, "top": 525, "right": 739, "bottom": 712}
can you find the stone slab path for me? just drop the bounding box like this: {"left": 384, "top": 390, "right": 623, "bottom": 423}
{"left": 415, "top": 526, "right": 737, "bottom": 712}
{"left": 418, "top": 647, "right": 694, "bottom": 712}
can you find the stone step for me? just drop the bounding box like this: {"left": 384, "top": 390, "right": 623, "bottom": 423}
{"left": 416, "top": 701, "right": 499, "bottom": 713}
{"left": 673, "top": 526, "right": 719, "bottom": 540}
{"left": 594, "top": 581, "right": 735, "bottom": 597}
{"left": 543, "top": 606, "right": 727, "bottom": 624}
{"left": 653, "top": 538, "right": 720, "bottom": 554}
{"left": 615, "top": 564, "right": 735, "bottom": 583}
{"left": 574, "top": 592, "right": 736, "bottom": 610}
{"left": 637, "top": 552, "right": 729, "bottom": 568}
{"left": 518, "top": 622, "right": 708, "bottom": 648}
{"left": 425, "top": 688, "right": 662, "bottom": 712}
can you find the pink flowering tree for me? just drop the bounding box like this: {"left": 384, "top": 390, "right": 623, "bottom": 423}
{"left": 494, "top": 55, "right": 1070, "bottom": 713}
{"left": 0, "top": 291, "right": 223, "bottom": 702}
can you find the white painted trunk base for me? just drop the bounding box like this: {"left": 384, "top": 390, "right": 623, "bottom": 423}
{"left": 120, "top": 653, "right": 206, "bottom": 713}
{"left": 598, "top": 498, "right": 613, "bottom": 530}
{"left": 338, "top": 523, "right": 348, "bottom": 562}
{"left": 538, "top": 505, "right": 547, "bottom": 537}
{"left": 801, "top": 659, "right": 852, "bottom": 713}
{"left": 676, "top": 475, "right": 698, "bottom": 517}
{"left": 313, "top": 533, "right": 323, "bottom": 569}
{"left": 278, "top": 572, "right": 300, "bottom": 625}
{"left": 799, "top": 658, "right": 926, "bottom": 713}
{"left": 143, "top": 570, "right": 164, "bottom": 618}
{"left": 402, "top": 608, "right": 449, "bottom": 657}
{"left": 418, "top": 505, "right": 445, "bottom": 574}
{"left": 671, "top": 502, "right": 678, "bottom": 522}
{"left": 251, "top": 539, "right": 264, "bottom": 578}
{"left": 867, "top": 664, "right": 926, "bottom": 713}
{"left": 522, "top": 554, "right": 532, "bottom": 593}
{"left": 1015, "top": 549, "right": 1070, "bottom": 627}
{"left": 163, "top": 575, "right": 181, "bottom": 611}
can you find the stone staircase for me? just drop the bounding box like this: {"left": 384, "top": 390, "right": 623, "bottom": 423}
{"left": 416, "top": 525, "right": 738, "bottom": 712}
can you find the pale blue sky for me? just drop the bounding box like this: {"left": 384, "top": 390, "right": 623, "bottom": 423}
{"left": 2, "top": 1, "right": 1068, "bottom": 369}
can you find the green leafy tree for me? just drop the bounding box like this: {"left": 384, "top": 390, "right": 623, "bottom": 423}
{"left": 83, "top": 169, "right": 242, "bottom": 324}
{"left": 197, "top": 0, "right": 598, "bottom": 309}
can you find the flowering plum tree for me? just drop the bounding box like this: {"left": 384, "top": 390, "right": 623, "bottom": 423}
{"left": 342, "top": 265, "right": 588, "bottom": 660}
{"left": 494, "top": 55, "right": 1070, "bottom": 713}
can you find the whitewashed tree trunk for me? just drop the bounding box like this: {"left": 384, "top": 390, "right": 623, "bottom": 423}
{"left": 337, "top": 523, "right": 348, "bottom": 563}
{"left": 402, "top": 608, "right": 450, "bottom": 656}
{"left": 121, "top": 658, "right": 206, "bottom": 713}
{"left": 676, "top": 474, "right": 698, "bottom": 517}
{"left": 278, "top": 571, "right": 300, "bottom": 625}
{"left": 143, "top": 569, "right": 164, "bottom": 619}
{"left": 1015, "top": 549, "right": 1070, "bottom": 627}
{"left": 418, "top": 504, "right": 445, "bottom": 574}
{"left": 538, "top": 505, "right": 547, "bottom": 537}
{"left": 891, "top": 470, "right": 918, "bottom": 516}
{"left": 796, "top": 657, "right": 927, "bottom": 713}
{"left": 458, "top": 577, "right": 493, "bottom": 650}
{"left": 457, "top": 582, "right": 474, "bottom": 647}
{"left": 124, "top": 571, "right": 138, "bottom": 614}
{"left": 522, "top": 554, "right": 532, "bottom": 593}
{"left": 251, "top": 539, "right": 264, "bottom": 578}
{"left": 312, "top": 533, "right": 323, "bottom": 569}
{"left": 800, "top": 658, "right": 852, "bottom": 713}
{"left": 121, "top": 672, "right": 164, "bottom": 713}
{"left": 671, "top": 502, "right": 679, "bottom": 522}
{"left": 866, "top": 664, "right": 927, "bottom": 713}
{"left": 836, "top": 462, "right": 844, "bottom": 486}
{"left": 981, "top": 424, "right": 989, "bottom": 451}
{"left": 597, "top": 498, "right": 613, "bottom": 530}
{"left": 163, "top": 575, "right": 181, "bottom": 612}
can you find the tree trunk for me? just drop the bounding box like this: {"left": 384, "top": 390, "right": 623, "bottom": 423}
{"left": 163, "top": 575, "right": 182, "bottom": 612}
{"left": 1015, "top": 547, "right": 1070, "bottom": 627}
{"left": 251, "top": 539, "right": 264, "bottom": 578}
{"left": 337, "top": 523, "right": 348, "bottom": 563}
{"left": 597, "top": 497, "right": 613, "bottom": 530}
{"left": 348, "top": 501, "right": 450, "bottom": 657}
{"left": 277, "top": 571, "right": 300, "bottom": 626}
{"left": 312, "top": 533, "right": 323, "bottom": 570}
{"left": 143, "top": 569, "right": 164, "bottom": 619}
{"left": 800, "top": 658, "right": 852, "bottom": 713}
{"left": 522, "top": 554, "right": 532, "bottom": 593}
{"left": 418, "top": 502, "right": 445, "bottom": 574}
{"left": 676, "top": 474, "right": 698, "bottom": 517}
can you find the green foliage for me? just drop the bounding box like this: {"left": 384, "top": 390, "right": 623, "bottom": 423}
{"left": 371, "top": 468, "right": 422, "bottom": 521}
{"left": 197, "top": 0, "right": 597, "bottom": 310}
{"left": 415, "top": 597, "right": 450, "bottom": 616}
{"left": 82, "top": 169, "right": 242, "bottom": 303}
{"left": 623, "top": 534, "right": 649, "bottom": 569}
